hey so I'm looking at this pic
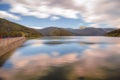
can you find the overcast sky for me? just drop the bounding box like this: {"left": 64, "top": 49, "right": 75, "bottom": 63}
{"left": 0, "top": 0, "right": 120, "bottom": 29}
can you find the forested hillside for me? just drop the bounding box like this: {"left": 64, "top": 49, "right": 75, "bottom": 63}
{"left": 39, "top": 27, "right": 73, "bottom": 36}
{"left": 106, "top": 29, "right": 120, "bottom": 37}
{"left": 0, "top": 18, "right": 42, "bottom": 38}
{"left": 38, "top": 27, "right": 115, "bottom": 36}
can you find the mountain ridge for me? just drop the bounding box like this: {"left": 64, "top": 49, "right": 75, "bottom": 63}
{"left": 0, "top": 18, "right": 43, "bottom": 38}
{"left": 106, "top": 29, "right": 120, "bottom": 37}
{"left": 38, "top": 27, "right": 73, "bottom": 36}
{"left": 0, "top": 18, "right": 117, "bottom": 37}
{"left": 38, "top": 27, "right": 115, "bottom": 36}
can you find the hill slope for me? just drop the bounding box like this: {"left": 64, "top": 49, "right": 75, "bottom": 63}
{"left": 65, "top": 27, "right": 115, "bottom": 36}
{"left": 39, "top": 27, "right": 73, "bottom": 36}
{"left": 106, "top": 29, "right": 120, "bottom": 37}
{"left": 38, "top": 27, "right": 115, "bottom": 36}
{"left": 0, "top": 18, "right": 42, "bottom": 38}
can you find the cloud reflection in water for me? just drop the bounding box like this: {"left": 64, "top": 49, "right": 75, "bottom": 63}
{"left": 0, "top": 37, "right": 120, "bottom": 80}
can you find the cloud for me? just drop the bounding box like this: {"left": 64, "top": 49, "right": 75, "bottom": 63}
{"left": 50, "top": 16, "right": 60, "bottom": 20}
{"left": 29, "top": 26, "right": 44, "bottom": 29}
{"left": 4, "top": 0, "right": 82, "bottom": 19}
{"left": 4, "top": 0, "right": 80, "bottom": 19}
{"left": 0, "top": 10, "right": 20, "bottom": 20}
{"left": 82, "top": 0, "right": 120, "bottom": 27}
{"left": 1, "top": 0, "right": 120, "bottom": 27}
{"left": 89, "top": 23, "right": 99, "bottom": 28}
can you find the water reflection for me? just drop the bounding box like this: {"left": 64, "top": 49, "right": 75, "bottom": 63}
{"left": 0, "top": 36, "right": 120, "bottom": 80}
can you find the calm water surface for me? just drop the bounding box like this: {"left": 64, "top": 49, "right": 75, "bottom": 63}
{"left": 0, "top": 36, "right": 120, "bottom": 80}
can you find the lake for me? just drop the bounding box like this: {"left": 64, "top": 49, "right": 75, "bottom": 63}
{"left": 0, "top": 36, "right": 120, "bottom": 80}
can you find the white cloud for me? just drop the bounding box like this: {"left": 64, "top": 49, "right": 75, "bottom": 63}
{"left": 50, "top": 16, "right": 60, "bottom": 20}
{"left": 4, "top": 0, "right": 80, "bottom": 19}
{"left": 1, "top": 0, "right": 120, "bottom": 28}
{"left": 89, "top": 23, "right": 99, "bottom": 28}
{"left": 29, "top": 26, "right": 44, "bottom": 29}
{"left": 0, "top": 10, "right": 20, "bottom": 20}
{"left": 81, "top": 0, "right": 120, "bottom": 27}
{"left": 72, "top": 0, "right": 120, "bottom": 27}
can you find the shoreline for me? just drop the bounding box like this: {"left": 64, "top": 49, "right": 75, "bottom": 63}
{"left": 0, "top": 37, "right": 26, "bottom": 57}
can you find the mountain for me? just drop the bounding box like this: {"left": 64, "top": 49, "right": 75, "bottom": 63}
{"left": 66, "top": 27, "right": 115, "bottom": 36}
{"left": 38, "top": 27, "right": 73, "bottom": 36}
{"left": 1, "top": 18, "right": 115, "bottom": 37}
{"left": 105, "top": 29, "right": 120, "bottom": 37}
{"left": 38, "top": 27, "right": 115, "bottom": 36}
{"left": 0, "top": 18, "right": 42, "bottom": 38}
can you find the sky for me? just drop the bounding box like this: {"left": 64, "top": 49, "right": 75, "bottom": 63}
{"left": 0, "top": 0, "right": 120, "bottom": 29}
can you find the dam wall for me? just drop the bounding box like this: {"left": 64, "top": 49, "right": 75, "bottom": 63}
{"left": 0, "top": 37, "right": 26, "bottom": 56}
